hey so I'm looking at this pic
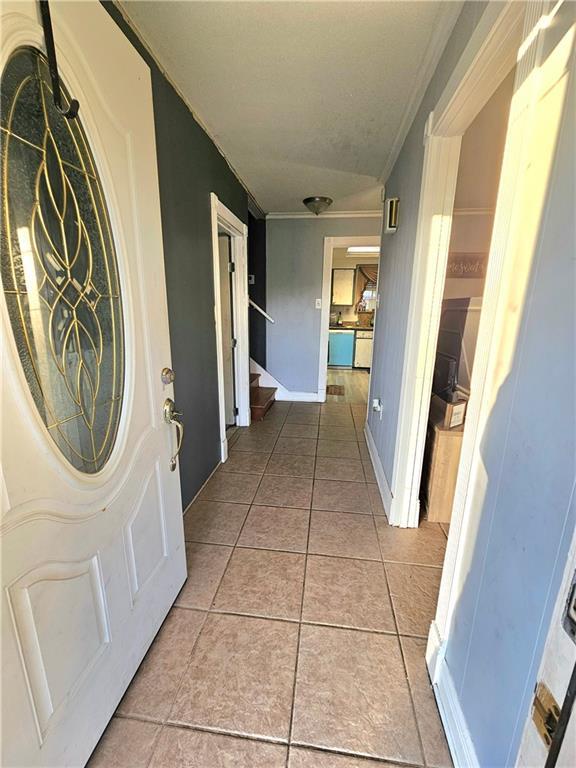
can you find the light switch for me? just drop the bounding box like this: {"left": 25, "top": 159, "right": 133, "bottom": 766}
{"left": 248, "top": 274, "right": 255, "bottom": 285}
{"left": 315, "top": 298, "right": 322, "bottom": 309}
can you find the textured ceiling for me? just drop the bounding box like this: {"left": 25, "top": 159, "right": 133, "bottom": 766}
{"left": 120, "top": 1, "right": 463, "bottom": 213}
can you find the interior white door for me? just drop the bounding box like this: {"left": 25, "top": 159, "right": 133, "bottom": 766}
{"left": 0, "top": 2, "right": 186, "bottom": 766}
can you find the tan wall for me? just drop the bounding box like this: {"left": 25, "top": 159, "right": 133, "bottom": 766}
{"left": 444, "top": 68, "right": 515, "bottom": 300}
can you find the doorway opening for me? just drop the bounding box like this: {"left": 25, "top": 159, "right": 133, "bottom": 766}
{"left": 419, "top": 68, "right": 515, "bottom": 528}
{"left": 210, "top": 194, "right": 250, "bottom": 462}
{"left": 217, "top": 232, "right": 237, "bottom": 437}
{"left": 318, "top": 236, "right": 381, "bottom": 407}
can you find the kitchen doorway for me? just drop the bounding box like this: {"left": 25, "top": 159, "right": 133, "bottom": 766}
{"left": 318, "top": 236, "right": 381, "bottom": 406}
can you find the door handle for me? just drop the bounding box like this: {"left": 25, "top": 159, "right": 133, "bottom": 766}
{"left": 163, "top": 398, "right": 184, "bottom": 471}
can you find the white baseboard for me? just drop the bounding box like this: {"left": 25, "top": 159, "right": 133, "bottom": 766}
{"left": 433, "top": 651, "right": 479, "bottom": 768}
{"left": 425, "top": 620, "right": 445, "bottom": 683}
{"left": 364, "top": 423, "right": 393, "bottom": 518}
{"left": 250, "top": 359, "right": 320, "bottom": 402}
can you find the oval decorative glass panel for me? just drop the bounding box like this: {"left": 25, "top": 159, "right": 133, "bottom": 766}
{"left": 1, "top": 47, "right": 125, "bottom": 473}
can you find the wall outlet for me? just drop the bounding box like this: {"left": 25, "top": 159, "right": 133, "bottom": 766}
{"left": 315, "top": 298, "right": 322, "bottom": 309}
{"left": 372, "top": 398, "right": 383, "bottom": 420}
{"left": 248, "top": 274, "right": 255, "bottom": 285}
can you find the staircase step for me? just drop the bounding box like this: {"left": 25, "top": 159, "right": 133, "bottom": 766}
{"left": 250, "top": 373, "right": 261, "bottom": 387}
{"left": 250, "top": 386, "right": 276, "bottom": 421}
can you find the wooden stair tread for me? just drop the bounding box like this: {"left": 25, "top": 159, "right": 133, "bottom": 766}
{"left": 250, "top": 373, "right": 260, "bottom": 386}
{"left": 250, "top": 386, "right": 276, "bottom": 406}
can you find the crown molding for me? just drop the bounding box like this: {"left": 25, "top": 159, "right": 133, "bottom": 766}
{"left": 247, "top": 196, "right": 266, "bottom": 220}
{"left": 379, "top": 1, "right": 462, "bottom": 183}
{"left": 266, "top": 210, "right": 383, "bottom": 221}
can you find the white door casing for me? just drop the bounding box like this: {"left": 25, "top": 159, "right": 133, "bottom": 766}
{"left": 210, "top": 193, "right": 250, "bottom": 463}
{"left": 218, "top": 234, "right": 236, "bottom": 427}
{"left": 1, "top": 3, "right": 186, "bottom": 766}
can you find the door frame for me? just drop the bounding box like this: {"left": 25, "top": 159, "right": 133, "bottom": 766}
{"left": 389, "top": 0, "right": 526, "bottom": 530}
{"left": 318, "top": 235, "right": 382, "bottom": 403}
{"left": 210, "top": 193, "right": 249, "bottom": 461}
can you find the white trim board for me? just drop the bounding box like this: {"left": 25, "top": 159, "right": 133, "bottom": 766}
{"left": 250, "top": 359, "right": 319, "bottom": 402}
{"left": 317, "top": 235, "right": 382, "bottom": 401}
{"left": 364, "top": 424, "right": 393, "bottom": 518}
{"left": 266, "top": 210, "right": 383, "bottom": 220}
{"left": 210, "top": 193, "right": 250, "bottom": 462}
{"left": 431, "top": 641, "right": 481, "bottom": 768}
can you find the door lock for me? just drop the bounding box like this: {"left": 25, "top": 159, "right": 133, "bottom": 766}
{"left": 532, "top": 682, "right": 560, "bottom": 749}
{"left": 163, "top": 398, "right": 184, "bottom": 471}
{"left": 161, "top": 367, "right": 175, "bottom": 385}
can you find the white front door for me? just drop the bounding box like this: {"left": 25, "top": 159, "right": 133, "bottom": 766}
{"left": 1, "top": 2, "right": 186, "bottom": 766}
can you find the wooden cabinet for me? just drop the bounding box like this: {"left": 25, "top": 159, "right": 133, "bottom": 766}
{"left": 421, "top": 413, "right": 464, "bottom": 523}
{"left": 331, "top": 269, "right": 355, "bottom": 305}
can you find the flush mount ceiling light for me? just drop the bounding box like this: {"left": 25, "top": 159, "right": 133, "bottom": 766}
{"left": 303, "top": 196, "right": 333, "bottom": 215}
{"left": 347, "top": 246, "right": 380, "bottom": 254}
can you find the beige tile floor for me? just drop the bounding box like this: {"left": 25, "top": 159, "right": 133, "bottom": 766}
{"left": 88, "top": 401, "right": 452, "bottom": 768}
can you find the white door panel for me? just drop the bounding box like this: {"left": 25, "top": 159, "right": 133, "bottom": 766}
{"left": 1, "top": 2, "right": 186, "bottom": 765}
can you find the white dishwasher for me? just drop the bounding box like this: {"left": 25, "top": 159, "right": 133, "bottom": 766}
{"left": 354, "top": 330, "right": 373, "bottom": 368}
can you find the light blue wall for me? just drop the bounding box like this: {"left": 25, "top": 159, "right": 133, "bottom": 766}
{"left": 367, "top": 1, "right": 488, "bottom": 484}
{"left": 444, "top": 10, "right": 576, "bottom": 764}
{"left": 369, "top": 1, "right": 576, "bottom": 765}
{"left": 266, "top": 217, "right": 382, "bottom": 392}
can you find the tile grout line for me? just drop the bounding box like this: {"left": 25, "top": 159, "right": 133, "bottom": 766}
{"left": 369, "top": 495, "right": 428, "bottom": 768}
{"left": 166, "top": 604, "right": 432, "bottom": 640}
{"left": 117, "top": 712, "right": 427, "bottom": 768}
{"left": 160, "top": 405, "right": 292, "bottom": 756}
{"left": 285, "top": 405, "right": 317, "bottom": 767}
{"left": 147, "top": 402, "right": 436, "bottom": 766}
{"left": 209, "top": 403, "right": 289, "bottom": 607}
{"left": 168, "top": 408, "right": 294, "bottom": 735}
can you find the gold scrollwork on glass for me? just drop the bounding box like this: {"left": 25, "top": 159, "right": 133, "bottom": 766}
{"left": 1, "top": 47, "right": 124, "bottom": 473}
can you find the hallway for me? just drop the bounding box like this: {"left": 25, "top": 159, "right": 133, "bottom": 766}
{"left": 326, "top": 369, "right": 370, "bottom": 404}
{"left": 89, "top": 401, "right": 451, "bottom": 767}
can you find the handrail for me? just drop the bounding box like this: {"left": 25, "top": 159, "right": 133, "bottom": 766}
{"left": 249, "top": 298, "right": 275, "bottom": 324}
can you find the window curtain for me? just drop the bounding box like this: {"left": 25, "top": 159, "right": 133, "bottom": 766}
{"left": 355, "top": 264, "right": 379, "bottom": 307}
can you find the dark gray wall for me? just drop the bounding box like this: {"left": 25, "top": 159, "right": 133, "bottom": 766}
{"left": 103, "top": 2, "right": 248, "bottom": 508}
{"left": 248, "top": 213, "right": 267, "bottom": 368}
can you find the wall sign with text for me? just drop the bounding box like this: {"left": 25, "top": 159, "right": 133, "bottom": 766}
{"left": 446, "top": 252, "right": 487, "bottom": 279}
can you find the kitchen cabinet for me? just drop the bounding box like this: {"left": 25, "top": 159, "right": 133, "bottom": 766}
{"left": 328, "top": 330, "right": 355, "bottom": 367}
{"left": 354, "top": 330, "right": 373, "bottom": 368}
{"left": 331, "top": 269, "right": 355, "bottom": 305}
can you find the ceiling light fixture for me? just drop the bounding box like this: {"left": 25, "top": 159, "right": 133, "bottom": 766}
{"left": 303, "top": 196, "right": 333, "bottom": 215}
{"left": 347, "top": 246, "right": 380, "bottom": 254}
